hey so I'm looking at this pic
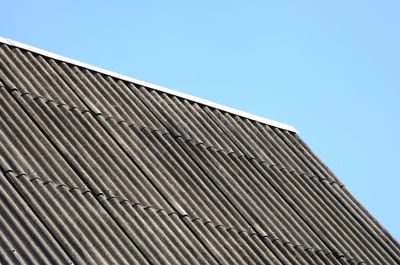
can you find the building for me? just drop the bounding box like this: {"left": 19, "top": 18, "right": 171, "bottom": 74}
{"left": 0, "top": 37, "right": 399, "bottom": 264}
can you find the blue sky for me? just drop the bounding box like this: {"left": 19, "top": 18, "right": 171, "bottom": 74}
{"left": 2, "top": 1, "right": 399, "bottom": 241}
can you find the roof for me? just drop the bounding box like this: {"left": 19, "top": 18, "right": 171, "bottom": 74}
{"left": 0, "top": 37, "right": 297, "bottom": 133}
{"left": 0, "top": 38, "right": 399, "bottom": 265}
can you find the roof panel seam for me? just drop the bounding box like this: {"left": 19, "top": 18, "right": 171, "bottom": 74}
{"left": 3, "top": 146, "right": 347, "bottom": 258}
{"left": 0, "top": 170, "right": 78, "bottom": 265}
{"left": 5, "top": 86, "right": 314, "bottom": 182}
{"left": 16, "top": 171, "right": 359, "bottom": 264}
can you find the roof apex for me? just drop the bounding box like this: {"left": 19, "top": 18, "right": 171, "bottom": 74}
{"left": 0, "top": 37, "right": 297, "bottom": 132}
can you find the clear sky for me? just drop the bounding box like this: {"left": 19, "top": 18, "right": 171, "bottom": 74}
{"left": 2, "top": 1, "right": 399, "bottom": 241}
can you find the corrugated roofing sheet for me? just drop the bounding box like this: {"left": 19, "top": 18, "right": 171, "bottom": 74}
{"left": 0, "top": 38, "right": 399, "bottom": 265}
{"left": 0, "top": 37, "right": 297, "bottom": 133}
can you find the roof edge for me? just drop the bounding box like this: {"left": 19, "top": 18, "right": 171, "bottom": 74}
{"left": 0, "top": 37, "right": 297, "bottom": 133}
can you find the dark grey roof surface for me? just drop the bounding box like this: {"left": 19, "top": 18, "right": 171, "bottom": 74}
{"left": 0, "top": 40, "right": 399, "bottom": 265}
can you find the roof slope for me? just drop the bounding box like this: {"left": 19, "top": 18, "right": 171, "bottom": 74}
{"left": 0, "top": 39, "right": 399, "bottom": 265}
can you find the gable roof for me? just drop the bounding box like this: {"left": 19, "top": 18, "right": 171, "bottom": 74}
{"left": 0, "top": 38, "right": 399, "bottom": 265}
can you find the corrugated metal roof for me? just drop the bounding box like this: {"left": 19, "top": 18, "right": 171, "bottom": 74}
{"left": 0, "top": 39, "right": 399, "bottom": 265}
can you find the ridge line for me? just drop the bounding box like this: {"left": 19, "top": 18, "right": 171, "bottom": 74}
{"left": 0, "top": 36, "right": 297, "bottom": 133}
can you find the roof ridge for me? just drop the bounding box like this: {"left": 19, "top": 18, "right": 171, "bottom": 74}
{"left": 0, "top": 36, "right": 297, "bottom": 133}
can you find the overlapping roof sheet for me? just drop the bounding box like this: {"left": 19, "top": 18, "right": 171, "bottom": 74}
{"left": 0, "top": 38, "right": 399, "bottom": 265}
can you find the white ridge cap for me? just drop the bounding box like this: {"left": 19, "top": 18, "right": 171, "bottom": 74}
{"left": 0, "top": 37, "right": 297, "bottom": 133}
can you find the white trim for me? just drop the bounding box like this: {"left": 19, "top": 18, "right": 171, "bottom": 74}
{"left": 0, "top": 37, "right": 297, "bottom": 132}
